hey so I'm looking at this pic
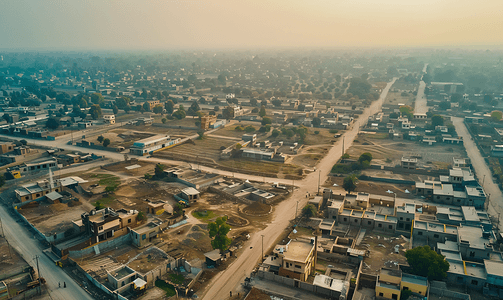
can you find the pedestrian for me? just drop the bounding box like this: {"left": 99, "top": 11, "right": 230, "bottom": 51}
{"left": 58, "top": 282, "right": 60, "bottom": 288}
{"left": 63, "top": 282, "right": 66, "bottom": 288}
{"left": 230, "top": 291, "right": 232, "bottom": 297}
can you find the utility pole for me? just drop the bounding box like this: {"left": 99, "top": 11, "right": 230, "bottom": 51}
{"left": 342, "top": 136, "right": 345, "bottom": 155}
{"left": 34, "top": 255, "right": 41, "bottom": 292}
{"left": 0, "top": 218, "right": 12, "bottom": 258}
{"left": 295, "top": 201, "right": 299, "bottom": 219}
{"left": 261, "top": 235, "right": 265, "bottom": 261}
{"left": 317, "top": 170, "right": 321, "bottom": 195}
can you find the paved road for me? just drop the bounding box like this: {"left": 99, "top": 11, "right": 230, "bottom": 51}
{"left": 414, "top": 81, "right": 428, "bottom": 114}
{"left": 414, "top": 63, "right": 429, "bottom": 115}
{"left": 200, "top": 78, "right": 397, "bottom": 300}
{"left": 452, "top": 117, "right": 503, "bottom": 228}
{"left": 0, "top": 205, "right": 94, "bottom": 300}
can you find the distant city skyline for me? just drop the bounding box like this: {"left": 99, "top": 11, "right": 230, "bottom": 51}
{"left": 1, "top": 0, "right": 503, "bottom": 50}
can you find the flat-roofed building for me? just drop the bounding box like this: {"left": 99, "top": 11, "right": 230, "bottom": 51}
{"left": 277, "top": 238, "right": 316, "bottom": 282}
{"left": 103, "top": 114, "right": 115, "bottom": 124}
{"left": 129, "top": 134, "right": 180, "bottom": 156}
{"left": 200, "top": 115, "right": 217, "bottom": 130}
{"left": 0, "top": 142, "right": 15, "bottom": 154}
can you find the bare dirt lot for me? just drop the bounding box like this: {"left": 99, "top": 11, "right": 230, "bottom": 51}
{"left": 158, "top": 137, "right": 236, "bottom": 163}
{"left": 347, "top": 133, "right": 466, "bottom": 168}
{"left": 357, "top": 230, "right": 410, "bottom": 275}
{"left": 326, "top": 176, "right": 415, "bottom": 199}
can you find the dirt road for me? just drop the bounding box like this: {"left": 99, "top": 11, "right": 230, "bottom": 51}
{"left": 452, "top": 117, "right": 503, "bottom": 229}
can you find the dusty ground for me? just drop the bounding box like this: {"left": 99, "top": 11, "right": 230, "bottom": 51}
{"left": 326, "top": 176, "right": 415, "bottom": 199}
{"left": 384, "top": 91, "right": 415, "bottom": 106}
{"left": 0, "top": 237, "right": 29, "bottom": 273}
{"left": 18, "top": 201, "right": 88, "bottom": 235}
{"left": 357, "top": 230, "right": 410, "bottom": 275}
{"left": 347, "top": 134, "right": 466, "bottom": 167}
{"left": 158, "top": 136, "right": 235, "bottom": 163}
{"left": 102, "top": 160, "right": 159, "bottom": 177}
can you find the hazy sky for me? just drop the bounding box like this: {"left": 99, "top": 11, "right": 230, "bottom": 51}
{"left": 1, "top": 0, "right": 502, "bottom": 50}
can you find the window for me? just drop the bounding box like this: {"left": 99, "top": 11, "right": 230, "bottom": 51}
{"left": 142, "top": 234, "right": 146, "bottom": 240}
{"left": 344, "top": 218, "right": 347, "bottom": 222}
{"left": 368, "top": 221, "right": 372, "bottom": 225}
{"left": 406, "top": 218, "right": 410, "bottom": 222}
{"left": 471, "top": 280, "right": 478, "bottom": 285}
{"left": 378, "top": 224, "right": 382, "bottom": 228}
{"left": 36, "top": 193, "right": 40, "bottom": 197}
{"left": 457, "top": 276, "right": 463, "bottom": 282}
{"left": 403, "top": 287, "right": 409, "bottom": 290}
{"left": 388, "top": 225, "right": 393, "bottom": 229}
{"left": 392, "top": 294, "right": 398, "bottom": 300}
{"left": 433, "top": 234, "right": 439, "bottom": 238}
{"left": 400, "top": 217, "right": 403, "bottom": 220}
{"left": 354, "top": 219, "right": 358, "bottom": 223}
{"left": 295, "top": 265, "right": 301, "bottom": 269}
{"left": 379, "top": 293, "right": 383, "bottom": 297}
{"left": 418, "top": 232, "right": 423, "bottom": 236}
{"left": 128, "top": 219, "right": 131, "bottom": 223}
{"left": 470, "top": 251, "right": 475, "bottom": 257}
{"left": 98, "top": 226, "right": 103, "bottom": 231}
{"left": 436, "top": 196, "right": 440, "bottom": 199}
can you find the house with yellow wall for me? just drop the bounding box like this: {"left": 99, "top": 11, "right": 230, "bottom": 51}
{"left": 376, "top": 268, "right": 428, "bottom": 300}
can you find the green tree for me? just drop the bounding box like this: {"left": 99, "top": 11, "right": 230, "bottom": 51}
{"left": 144, "top": 173, "right": 152, "bottom": 180}
{"left": 112, "top": 105, "right": 119, "bottom": 115}
{"left": 208, "top": 216, "right": 232, "bottom": 252}
{"left": 45, "top": 117, "right": 60, "bottom": 129}
{"left": 172, "top": 109, "right": 186, "bottom": 120}
{"left": 90, "top": 93, "right": 104, "bottom": 105}
{"left": 343, "top": 174, "right": 358, "bottom": 193}
{"left": 165, "top": 100, "right": 175, "bottom": 114}
{"left": 137, "top": 211, "right": 146, "bottom": 221}
{"left": 312, "top": 117, "right": 321, "bottom": 127}
{"left": 153, "top": 105, "right": 164, "bottom": 114}
{"left": 162, "top": 118, "right": 167, "bottom": 124}
{"left": 358, "top": 152, "right": 373, "bottom": 163}
{"left": 97, "top": 135, "right": 104, "bottom": 143}
{"left": 491, "top": 111, "right": 503, "bottom": 121}
{"left": 405, "top": 245, "right": 449, "bottom": 280}
{"left": 116, "top": 96, "right": 130, "bottom": 109}
{"left": 222, "top": 106, "right": 233, "bottom": 120}
{"left": 102, "top": 138, "right": 110, "bottom": 147}
{"left": 173, "top": 203, "right": 184, "bottom": 217}
{"left": 155, "top": 163, "right": 166, "bottom": 178}
{"left": 259, "top": 105, "right": 266, "bottom": 118}
{"left": 89, "top": 104, "right": 102, "bottom": 120}
{"left": 431, "top": 115, "right": 444, "bottom": 127}
{"left": 261, "top": 117, "right": 272, "bottom": 125}
{"left": 271, "top": 129, "right": 280, "bottom": 137}
{"left": 302, "top": 204, "right": 317, "bottom": 218}
{"left": 272, "top": 99, "right": 282, "bottom": 107}
{"left": 143, "top": 102, "right": 150, "bottom": 112}
{"left": 79, "top": 97, "right": 89, "bottom": 109}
